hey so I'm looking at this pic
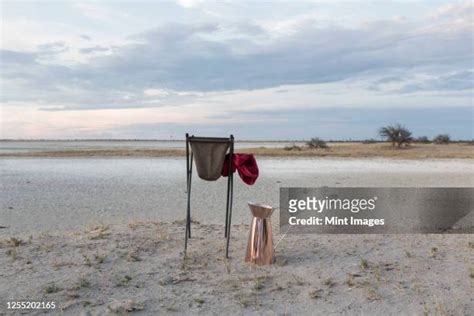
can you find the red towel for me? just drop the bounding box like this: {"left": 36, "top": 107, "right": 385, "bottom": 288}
{"left": 222, "top": 153, "right": 259, "bottom": 185}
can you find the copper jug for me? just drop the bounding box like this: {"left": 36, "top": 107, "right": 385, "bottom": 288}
{"left": 245, "top": 202, "right": 274, "bottom": 265}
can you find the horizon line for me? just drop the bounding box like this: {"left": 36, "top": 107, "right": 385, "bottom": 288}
{"left": 1, "top": 138, "right": 473, "bottom": 142}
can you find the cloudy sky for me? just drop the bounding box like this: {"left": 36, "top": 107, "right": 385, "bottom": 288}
{"left": 1, "top": 0, "right": 473, "bottom": 140}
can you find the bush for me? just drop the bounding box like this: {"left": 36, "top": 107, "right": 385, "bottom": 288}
{"left": 415, "top": 136, "right": 430, "bottom": 144}
{"left": 284, "top": 144, "right": 302, "bottom": 151}
{"left": 378, "top": 124, "right": 412, "bottom": 148}
{"left": 362, "top": 139, "right": 377, "bottom": 144}
{"left": 433, "top": 134, "right": 450, "bottom": 144}
{"left": 306, "top": 137, "right": 328, "bottom": 149}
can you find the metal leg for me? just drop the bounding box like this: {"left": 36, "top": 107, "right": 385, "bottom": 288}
{"left": 185, "top": 184, "right": 190, "bottom": 253}
{"left": 184, "top": 136, "right": 193, "bottom": 255}
{"left": 187, "top": 153, "right": 193, "bottom": 238}
{"left": 184, "top": 138, "right": 191, "bottom": 256}
{"left": 225, "top": 137, "right": 234, "bottom": 258}
{"left": 224, "top": 153, "right": 232, "bottom": 238}
{"left": 225, "top": 172, "right": 234, "bottom": 258}
{"left": 184, "top": 137, "right": 189, "bottom": 254}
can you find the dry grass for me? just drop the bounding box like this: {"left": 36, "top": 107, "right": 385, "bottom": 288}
{"left": 308, "top": 289, "right": 324, "bottom": 299}
{"left": 72, "top": 277, "right": 91, "bottom": 290}
{"left": 2, "top": 143, "right": 472, "bottom": 159}
{"left": 360, "top": 258, "right": 369, "bottom": 270}
{"left": 323, "top": 277, "right": 336, "bottom": 288}
{"left": 346, "top": 273, "right": 356, "bottom": 287}
{"left": 1, "top": 237, "right": 25, "bottom": 248}
{"left": 44, "top": 283, "right": 61, "bottom": 294}
{"left": 247, "top": 143, "right": 474, "bottom": 159}
{"left": 85, "top": 223, "right": 110, "bottom": 240}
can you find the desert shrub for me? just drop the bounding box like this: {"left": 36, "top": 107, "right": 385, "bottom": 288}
{"left": 306, "top": 137, "right": 328, "bottom": 149}
{"left": 284, "top": 144, "right": 302, "bottom": 151}
{"left": 433, "top": 134, "right": 450, "bottom": 144}
{"left": 415, "top": 136, "right": 430, "bottom": 144}
{"left": 362, "top": 139, "right": 377, "bottom": 144}
{"left": 378, "top": 124, "right": 412, "bottom": 148}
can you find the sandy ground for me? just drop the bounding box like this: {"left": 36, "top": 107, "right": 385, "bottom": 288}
{"left": 1, "top": 221, "right": 473, "bottom": 315}
{"left": 1, "top": 156, "right": 472, "bottom": 315}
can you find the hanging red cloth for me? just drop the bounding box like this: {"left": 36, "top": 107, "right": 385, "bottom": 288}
{"left": 222, "top": 153, "right": 259, "bottom": 185}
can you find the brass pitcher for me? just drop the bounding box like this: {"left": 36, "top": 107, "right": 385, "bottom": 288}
{"left": 245, "top": 202, "right": 274, "bottom": 265}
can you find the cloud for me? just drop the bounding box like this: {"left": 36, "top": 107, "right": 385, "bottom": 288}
{"left": 0, "top": 49, "right": 36, "bottom": 64}
{"left": 38, "top": 106, "right": 469, "bottom": 140}
{"left": 1, "top": 4, "right": 472, "bottom": 109}
{"left": 397, "top": 71, "right": 474, "bottom": 93}
{"left": 69, "top": 6, "right": 470, "bottom": 97}
{"left": 79, "top": 46, "right": 110, "bottom": 54}
{"left": 36, "top": 41, "right": 69, "bottom": 57}
{"left": 0, "top": 1, "right": 473, "bottom": 140}
{"left": 143, "top": 89, "right": 171, "bottom": 97}
{"left": 431, "top": 0, "right": 473, "bottom": 21}
{"left": 37, "top": 41, "right": 67, "bottom": 51}
{"left": 80, "top": 34, "right": 92, "bottom": 41}
{"left": 74, "top": 3, "right": 131, "bottom": 22}
{"left": 175, "top": 0, "right": 205, "bottom": 9}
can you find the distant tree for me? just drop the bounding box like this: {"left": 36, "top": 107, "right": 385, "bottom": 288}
{"left": 433, "top": 134, "right": 450, "bottom": 144}
{"left": 306, "top": 137, "right": 328, "bottom": 149}
{"left": 378, "top": 124, "right": 412, "bottom": 148}
{"left": 415, "top": 136, "right": 430, "bottom": 144}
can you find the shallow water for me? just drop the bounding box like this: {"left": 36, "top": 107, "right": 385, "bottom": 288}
{"left": 1, "top": 157, "right": 473, "bottom": 234}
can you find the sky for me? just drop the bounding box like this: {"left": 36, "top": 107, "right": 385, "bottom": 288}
{"left": 0, "top": 0, "right": 473, "bottom": 140}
